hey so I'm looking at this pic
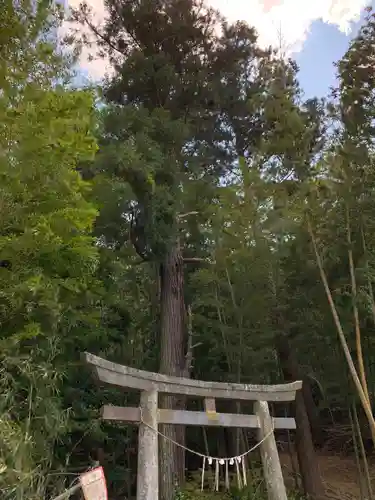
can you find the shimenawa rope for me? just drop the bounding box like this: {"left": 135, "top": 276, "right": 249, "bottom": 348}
{"left": 139, "top": 407, "right": 275, "bottom": 491}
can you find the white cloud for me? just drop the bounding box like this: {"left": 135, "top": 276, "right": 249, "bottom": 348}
{"left": 65, "top": 0, "right": 368, "bottom": 80}
{"left": 211, "top": 0, "right": 366, "bottom": 52}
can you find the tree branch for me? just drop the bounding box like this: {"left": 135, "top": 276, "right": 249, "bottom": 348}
{"left": 183, "top": 257, "right": 210, "bottom": 264}
{"left": 81, "top": 14, "right": 126, "bottom": 57}
{"left": 177, "top": 211, "right": 199, "bottom": 220}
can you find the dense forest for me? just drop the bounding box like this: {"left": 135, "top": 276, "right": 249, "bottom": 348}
{"left": 2, "top": 1, "right": 375, "bottom": 499}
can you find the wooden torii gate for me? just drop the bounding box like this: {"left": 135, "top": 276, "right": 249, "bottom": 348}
{"left": 84, "top": 352, "right": 302, "bottom": 500}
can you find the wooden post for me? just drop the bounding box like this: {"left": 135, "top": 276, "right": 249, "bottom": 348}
{"left": 255, "top": 401, "right": 287, "bottom": 500}
{"left": 137, "top": 390, "right": 158, "bottom": 500}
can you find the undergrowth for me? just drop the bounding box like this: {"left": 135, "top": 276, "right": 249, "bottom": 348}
{"left": 175, "top": 470, "right": 305, "bottom": 500}
{"left": 176, "top": 485, "right": 305, "bottom": 500}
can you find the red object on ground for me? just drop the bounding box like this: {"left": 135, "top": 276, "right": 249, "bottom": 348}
{"left": 80, "top": 466, "right": 108, "bottom": 500}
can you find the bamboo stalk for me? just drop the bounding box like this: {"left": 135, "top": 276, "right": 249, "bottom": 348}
{"left": 360, "top": 224, "right": 375, "bottom": 399}
{"left": 277, "top": 353, "right": 300, "bottom": 491}
{"left": 225, "top": 267, "right": 244, "bottom": 458}
{"left": 225, "top": 266, "right": 244, "bottom": 384}
{"left": 353, "top": 404, "right": 374, "bottom": 500}
{"left": 307, "top": 215, "right": 375, "bottom": 446}
{"left": 349, "top": 406, "right": 366, "bottom": 500}
{"left": 346, "top": 206, "right": 371, "bottom": 405}
{"left": 361, "top": 223, "right": 375, "bottom": 326}
{"left": 215, "top": 287, "right": 233, "bottom": 372}
{"left": 202, "top": 426, "right": 210, "bottom": 458}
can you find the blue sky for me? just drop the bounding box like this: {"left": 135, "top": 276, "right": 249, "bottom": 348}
{"left": 207, "top": 0, "right": 371, "bottom": 100}
{"left": 295, "top": 7, "right": 369, "bottom": 99}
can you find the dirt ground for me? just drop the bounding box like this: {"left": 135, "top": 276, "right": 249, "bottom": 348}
{"left": 280, "top": 451, "right": 373, "bottom": 499}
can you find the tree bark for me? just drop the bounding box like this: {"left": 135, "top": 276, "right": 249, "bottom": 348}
{"left": 276, "top": 335, "right": 326, "bottom": 500}
{"left": 302, "top": 375, "right": 324, "bottom": 448}
{"left": 159, "top": 241, "right": 186, "bottom": 500}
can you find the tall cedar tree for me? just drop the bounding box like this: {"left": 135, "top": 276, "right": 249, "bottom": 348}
{"left": 73, "top": 0, "right": 311, "bottom": 497}
{"left": 74, "top": 3, "right": 225, "bottom": 498}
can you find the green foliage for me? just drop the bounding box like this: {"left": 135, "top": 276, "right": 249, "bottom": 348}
{"left": 0, "top": 0, "right": 69, "bottom": 90}
{"left": 96, "top": 105, "right": 189, "bottom": 259}
{"left": 4, "top": 1, "right": 375, "bottom": 499}
{"left": 0, "top": 2, "right": 100, "bottom": 498}
{"left": 0, "top": 86, "right": 99, "bottom": 345}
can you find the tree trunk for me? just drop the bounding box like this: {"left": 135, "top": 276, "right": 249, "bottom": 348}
{"left": 276, "top": 335, "right": 326, "bottom": 500}
{"left": 302, "top": 375, "right": 325, "bottom": 448}
{"left": 159, "top": 242, "right": 186, "bottom": 500}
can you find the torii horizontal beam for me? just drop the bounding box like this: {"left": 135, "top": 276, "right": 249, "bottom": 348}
{"left": 83, "top": 352, "right": 302, "bottom": 402}
{"left": 101, "top": 404, "right": 297, "bottom": 429}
